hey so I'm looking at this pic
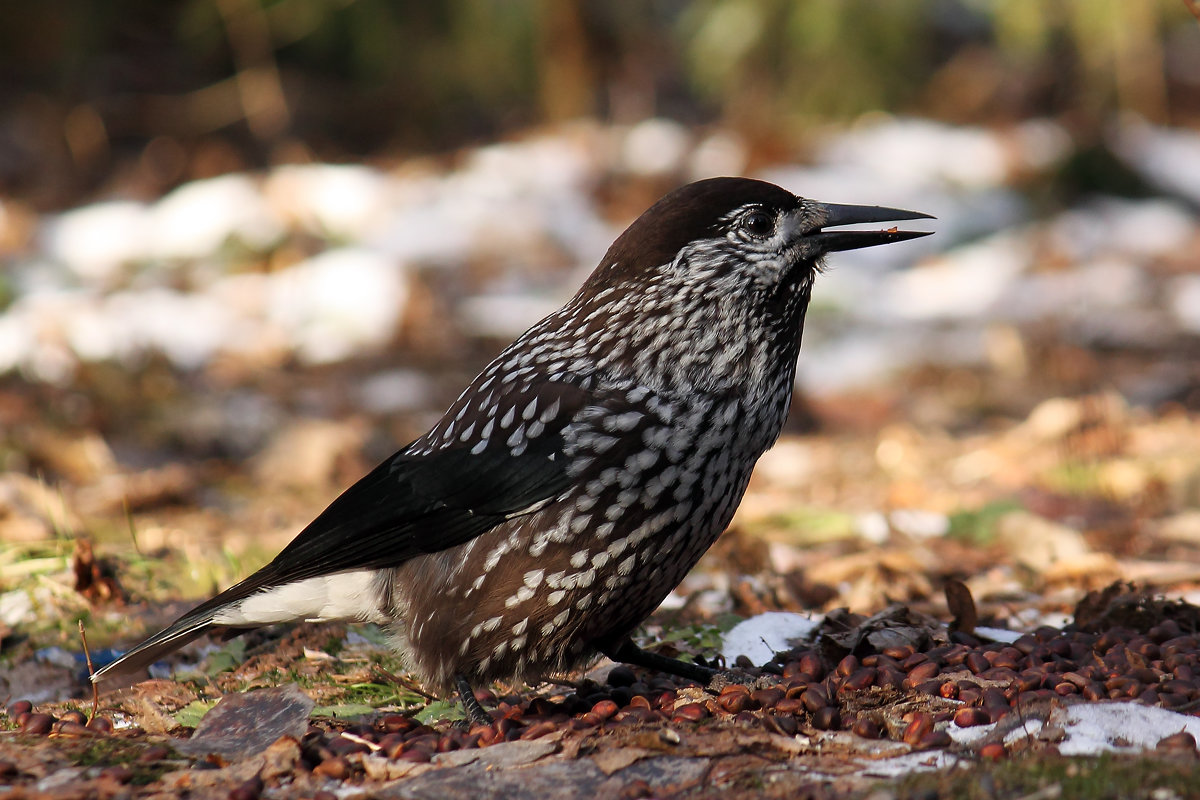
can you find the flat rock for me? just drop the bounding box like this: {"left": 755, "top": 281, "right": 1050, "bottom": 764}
{"left": 174, "top": 684, "right": 313, "bottom": 759}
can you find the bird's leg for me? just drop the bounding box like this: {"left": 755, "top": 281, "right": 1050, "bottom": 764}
{"left": 600, "top": 637, "right": 717, "bottom": 684}
{"left": 454, "top": 674, "right": 493, "bottom": 726}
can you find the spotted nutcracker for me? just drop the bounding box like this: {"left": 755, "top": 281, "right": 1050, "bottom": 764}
{"left": 92, "top": 177, "right": 932, "bottom": 723}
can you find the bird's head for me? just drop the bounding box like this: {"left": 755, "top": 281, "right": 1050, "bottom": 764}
{"left": 557, "top": 177, "right": 933, "bottom": 393}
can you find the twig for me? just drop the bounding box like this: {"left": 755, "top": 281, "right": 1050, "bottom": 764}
{"left": 78, "top": 620, "right": 99, "bottom": 721}
{"left": 371, "top": 665, "right": 438, "bottom": 702}
{"left": 340, "top": 731, "right": 381, "bottom": 752}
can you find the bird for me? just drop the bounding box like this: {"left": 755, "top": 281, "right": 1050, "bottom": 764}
{"left": 92, "top": 177, "right": 931, "bottom": 724}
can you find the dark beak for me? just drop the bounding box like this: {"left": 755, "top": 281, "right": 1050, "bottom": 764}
{"left": 810, "top": 202, "right": 934, "bottom": 252}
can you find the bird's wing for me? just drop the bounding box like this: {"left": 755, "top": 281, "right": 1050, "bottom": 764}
{"left": 92, "top": 378, "right": 599, "bottom": 679}
{"left": 218, "top": 378, "right": 598, "bottom": 603}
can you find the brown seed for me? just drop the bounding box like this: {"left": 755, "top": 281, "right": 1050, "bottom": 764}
{"left": 953, "top": 708, "right": 991, "bottom": 728}
{"left": 799, "top": 652, "right": 824, "bottom": 680}
{"left": 313, "top": 756, "right": 350, "bottom": 778}
{"left": 836, "top": 655, "right": 860, "bottom": 678}
{"left": 628, "top": 694, "right": 652, "bottom": 711}
{"left": 396, "top": 747, "right": 433, "bottom": 763}
{"left": 55, "top": 720, "right": 92, "bottom": 737}
{"left": 965, "top": 653, "right": 989, "bottom": 674}
{"left": 811, "top": 707, "right": 840, "bottom": 731}
{"left": 519, "top": 721, "right": 557, "bottom": 740}
{"left": 901, "top": 653, "right": 930, "bottom": 672}
{"left": 939, "top": 681, "right": 959, "bottom": 700}
{"left": 732, "top": 711, "right": 758, "bottom": 726}
{"left": 839, "top": 668, "right": 876, "bottom": 693}
{"left": 21, "top": 713, "right": 54, "bottom": 736}
{"left": 982, "top": 688, "right": 1009, "bottom": 710}
{"left": 591, "top": 699, "right": 620, "bottom": 720}
{"left": 877, "top": 667, "right": 906, "bottom": 690}
{"left": 883, "top": 644, "right": 916, "bottom": 661}
{"left": 672, "top": 703, "right": 709, "bottom": 722}
{"left": 782, "top": 660, "right": 806, "bottom": 680}
{"left": 979, "top": 742, "right": 1006, "bottom": 760}
{"left": 765, "top": 713, "right": 798, "bottom": 737}
{"left": 902, "top": 713, "right": 934, "bottom": 745}
{"left": 774, "top": 697, "right": 804, "bottom": 715}
{"left": 381, "top": 714, "right": 413, "bottom": 733}
{"left": 1157, "top": 731, "right": 1198, "bottom": 752}
{"left": 1160, "top": 693, "right": 1190, "bottom": 709}
{"left": 979, "top": 667, "right": 1017, "bottom": 684}
{"left": 917, "top": 730, "right": 952, "bottom": 749}
{"left": 717, "top": 693, "right": 749, "bottom": 714}
{"left": 801, "top": 686, "right": 830, "bottom": 713}
{"left": 6, "top": 700, "right": 33, "bottom": 717}
{"left": 86, "top": 717, "right": 113, "bottom": 734}
{"left": 852, "top": 717, "right": 884, "bottom": 739}
{"left": 1013, "top": 634, "right": 1036, "bottom": 655}
{"left": 904, "top": 661, "right": 939, "bottom": 688}
{"left": 993, "top": 648, "right": 1022, "bottom": 670}
{"left": 751, "top": 688, "right": 785, "bottom": 710}
{"left": 60, "top": 710, "right": 87, "bottom": 725}
{"left": 1130, "top": 667, "right": 1161, "bottom": 685}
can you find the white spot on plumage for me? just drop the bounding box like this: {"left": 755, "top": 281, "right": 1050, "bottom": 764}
{"left": 505, "top": 585, "right": 535, "bottom": 607}
{"left": 215, "top": 570, "right": 385, "bottom": 626}
{"left": 500, "top": 406, "right": 516, "bottom": 429}
{"left": 483, "top": 616, "right": 502, "bottom": 632}
{"left": 523, "top": 569, "right": 544, "bottom": 589}
{"left": 547, "top": 589, "right": 566, "bottom": 606}
{"left": 512, "top": 619, "right": 527, "bottom": 635}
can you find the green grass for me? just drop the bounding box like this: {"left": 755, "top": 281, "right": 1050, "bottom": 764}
{"left": 888, "top": 753, "right": 1200, "bottom": 800}
{"left": 947, "top": 499, "right": 1023, "bottom": 546}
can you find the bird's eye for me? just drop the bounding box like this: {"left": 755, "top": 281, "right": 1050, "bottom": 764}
{"left": 741, "top": 210, "right": 774, "bottom": 237}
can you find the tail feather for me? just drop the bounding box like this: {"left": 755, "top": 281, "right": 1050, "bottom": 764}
{"left": 90, "top": 608, "right": 221, "bottom": 682}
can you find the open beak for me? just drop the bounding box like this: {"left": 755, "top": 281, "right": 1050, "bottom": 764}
{"left": 810, "top": 202, "right": 934, "bottom": 252}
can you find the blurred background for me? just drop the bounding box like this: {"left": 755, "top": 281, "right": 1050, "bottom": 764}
{"left": 2, "top": 1, "right": 1200, "bottom": 687}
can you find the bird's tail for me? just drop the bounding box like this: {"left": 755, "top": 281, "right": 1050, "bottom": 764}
{"left": 89, "top": 607, "right": 220, "bottom": 683}
{"left": 89, "top": 571, "right": 278, "bottom": 683}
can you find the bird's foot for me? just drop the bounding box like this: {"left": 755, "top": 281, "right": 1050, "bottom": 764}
{"left": 599, "top": 637, "right": 717, "bottom": 685}
{"left": 454, "top": 674, "right": 494, "bottom": 727}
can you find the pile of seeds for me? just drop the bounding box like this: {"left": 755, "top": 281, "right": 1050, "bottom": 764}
{"left": 6, "top": 617, "right": 1200, "bottom": 786}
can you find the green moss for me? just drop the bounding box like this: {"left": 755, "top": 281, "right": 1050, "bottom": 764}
{"left": 887, "top": 754, "right": 1200, "bottom": 800}
{"left": 70, "top": 737, "right": 177, "bottom": 786}
{"left": 947, "top": 499, "right": 1023, "bottom": 546}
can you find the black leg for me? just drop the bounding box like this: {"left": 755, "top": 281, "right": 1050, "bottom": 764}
{"left": 600, "top": 637, "right": 717, "bottom": 684}
{"left": 454, "top": 674, "right": 493, "bottom": 726}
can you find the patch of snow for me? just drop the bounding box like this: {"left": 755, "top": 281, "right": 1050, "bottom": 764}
{"left": 720, "top": 611, "right": 820, "bottom": 666}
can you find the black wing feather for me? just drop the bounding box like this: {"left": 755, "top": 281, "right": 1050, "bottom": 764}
{"left": 93, "top": 380, "right": 589, "bottom": 680}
